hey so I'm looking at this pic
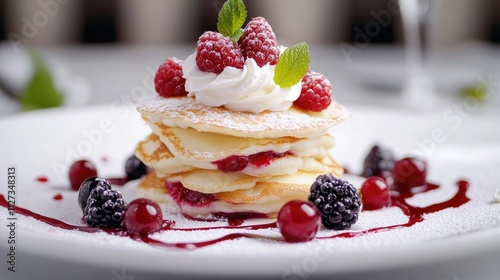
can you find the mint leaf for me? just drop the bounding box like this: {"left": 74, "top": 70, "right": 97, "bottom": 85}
{"left": 217, "top": 0, "right": 247, "bottom": 42}
{"left": 20, "top": 51, "right": 64, "bottom": 111}
{"left": 229, "top": 28, "right": 245, "bottom": 43}
{"left": 273, "top": 43, "right": 310, "bottom": 88}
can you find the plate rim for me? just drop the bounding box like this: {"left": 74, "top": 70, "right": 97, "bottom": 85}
{"left": 1, "top": 104, "right": 500, "bottom": 277}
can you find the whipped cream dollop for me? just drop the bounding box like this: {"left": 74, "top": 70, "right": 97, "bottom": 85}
{"left": 182, "top": 52, "right": 301, "bottom": 113}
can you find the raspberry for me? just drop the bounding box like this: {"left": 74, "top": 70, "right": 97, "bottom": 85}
{"left": 154, "top": 57, "right": 187, "bottom": 97}
{"left": 196, "top": 31, "right": 244, "bottom": 74}
{"left": 308, "top": 174, "right": 361, "bottom": 230}
{"left": 294, "top": 71, "right": 332, "bottom": 112}
{"left": 83, "top": 184, "right": 126, "bottom": 227}
{"left": 362, "top": 145, "right": 395, "bottom": 180}
{"left": 238, "top": 17, "right": 280, "bottom": 67}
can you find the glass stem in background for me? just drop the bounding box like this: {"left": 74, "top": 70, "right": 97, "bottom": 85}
{"left": 399, "top": 0, "right": 436, "bottom": 107}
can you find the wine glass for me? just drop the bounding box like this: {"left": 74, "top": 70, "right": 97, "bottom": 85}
{"left": 399, "top": 0, "right": 442, "bottom": 109}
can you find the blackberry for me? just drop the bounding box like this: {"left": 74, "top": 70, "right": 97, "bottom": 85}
{"left": 362, "top": 145, "right": 395, "bottom": 179}
{"left": 83, "top": 185, "right": 126, "bottom": 227}
{"left": 308, "top": 174, "right": 361, "bottom": 230}
{"left": 78, "top": 177, "right": 111, "bottom": 212}
{"left": 125, "top": 155, "right": 147, "bottom": 180}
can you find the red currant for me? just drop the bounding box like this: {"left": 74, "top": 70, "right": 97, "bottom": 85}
{"left": 69, "top": 160, "right": 98, "bottom": 191}
{"left": 360, "top": 177, "right": 390, "bottom": 210}
{"left": 123, "top": 198, "right": 163, "bottom": 235}
{"left": 277, "top": 200, "right": 321, "bottom": 243}
{"left": 392, "top": 157, "right": 427, "bottom": 192}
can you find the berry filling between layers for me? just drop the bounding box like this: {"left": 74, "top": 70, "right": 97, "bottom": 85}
{"left": 212, "top": 150, "right": 292, "bottom": 173}
{"left": 165, "top": 180, "right": 267, "bottom": 225}
{"left": 167, "top": 181, "right": 216, "bottom": 208}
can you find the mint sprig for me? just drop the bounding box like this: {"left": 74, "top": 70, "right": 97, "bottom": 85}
{"left": 217, "top": 0, "right": 247, "bottom": 43}
{"left": 20, "top": 51, "right": 64, "bottom": 111}
{"left": 273, "top": 43, "right": 310, "bottom": 88}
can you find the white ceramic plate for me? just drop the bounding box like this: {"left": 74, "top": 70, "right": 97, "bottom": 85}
{"left": 1, "top": 105, "right": 500, "bottom": 279}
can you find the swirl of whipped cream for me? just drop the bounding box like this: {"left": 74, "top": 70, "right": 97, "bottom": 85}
{"left": 182, "top": 52, "right": 301, "bottom": 113}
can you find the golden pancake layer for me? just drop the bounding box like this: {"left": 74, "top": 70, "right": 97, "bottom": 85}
{"left": 135, "top": 96, "right": 348, "bottom": 217}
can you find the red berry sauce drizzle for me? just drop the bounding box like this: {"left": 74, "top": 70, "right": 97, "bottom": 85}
{"left": 101, "top": 155, "right": 109, "bottom": 163}
{"left": 319, "top": 180, "right": 470, "bottom": 239}
{"left": 36, "top": 176, "right": 48, "bottom": 183}
{"left": 0, "top": 180, "right": 470, "bottom": 249}
{"left": 0, "top": 194, "right": 275, "bottom": 249}
{"left": 182, "top": 212, "right": 269, "bottom": 227}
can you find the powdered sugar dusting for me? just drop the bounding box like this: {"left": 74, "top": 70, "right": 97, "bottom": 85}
{"left": 7, "top": 171, "right": 500, "bottom": 253}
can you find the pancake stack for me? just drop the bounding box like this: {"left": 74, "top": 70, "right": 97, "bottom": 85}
{"left": 134, "top": 96, "right": 349, "bottom": 217}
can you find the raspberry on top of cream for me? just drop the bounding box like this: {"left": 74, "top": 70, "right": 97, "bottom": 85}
{"left": 152, "top": 0, "right": 336, "bottom": 114}
{"left": 183, "top": 51, "right": 302, "bottom": 114}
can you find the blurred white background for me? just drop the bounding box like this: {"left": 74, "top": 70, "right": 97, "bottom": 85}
{"left": 0, "top": 0, "right": 499, "bottom": 116}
